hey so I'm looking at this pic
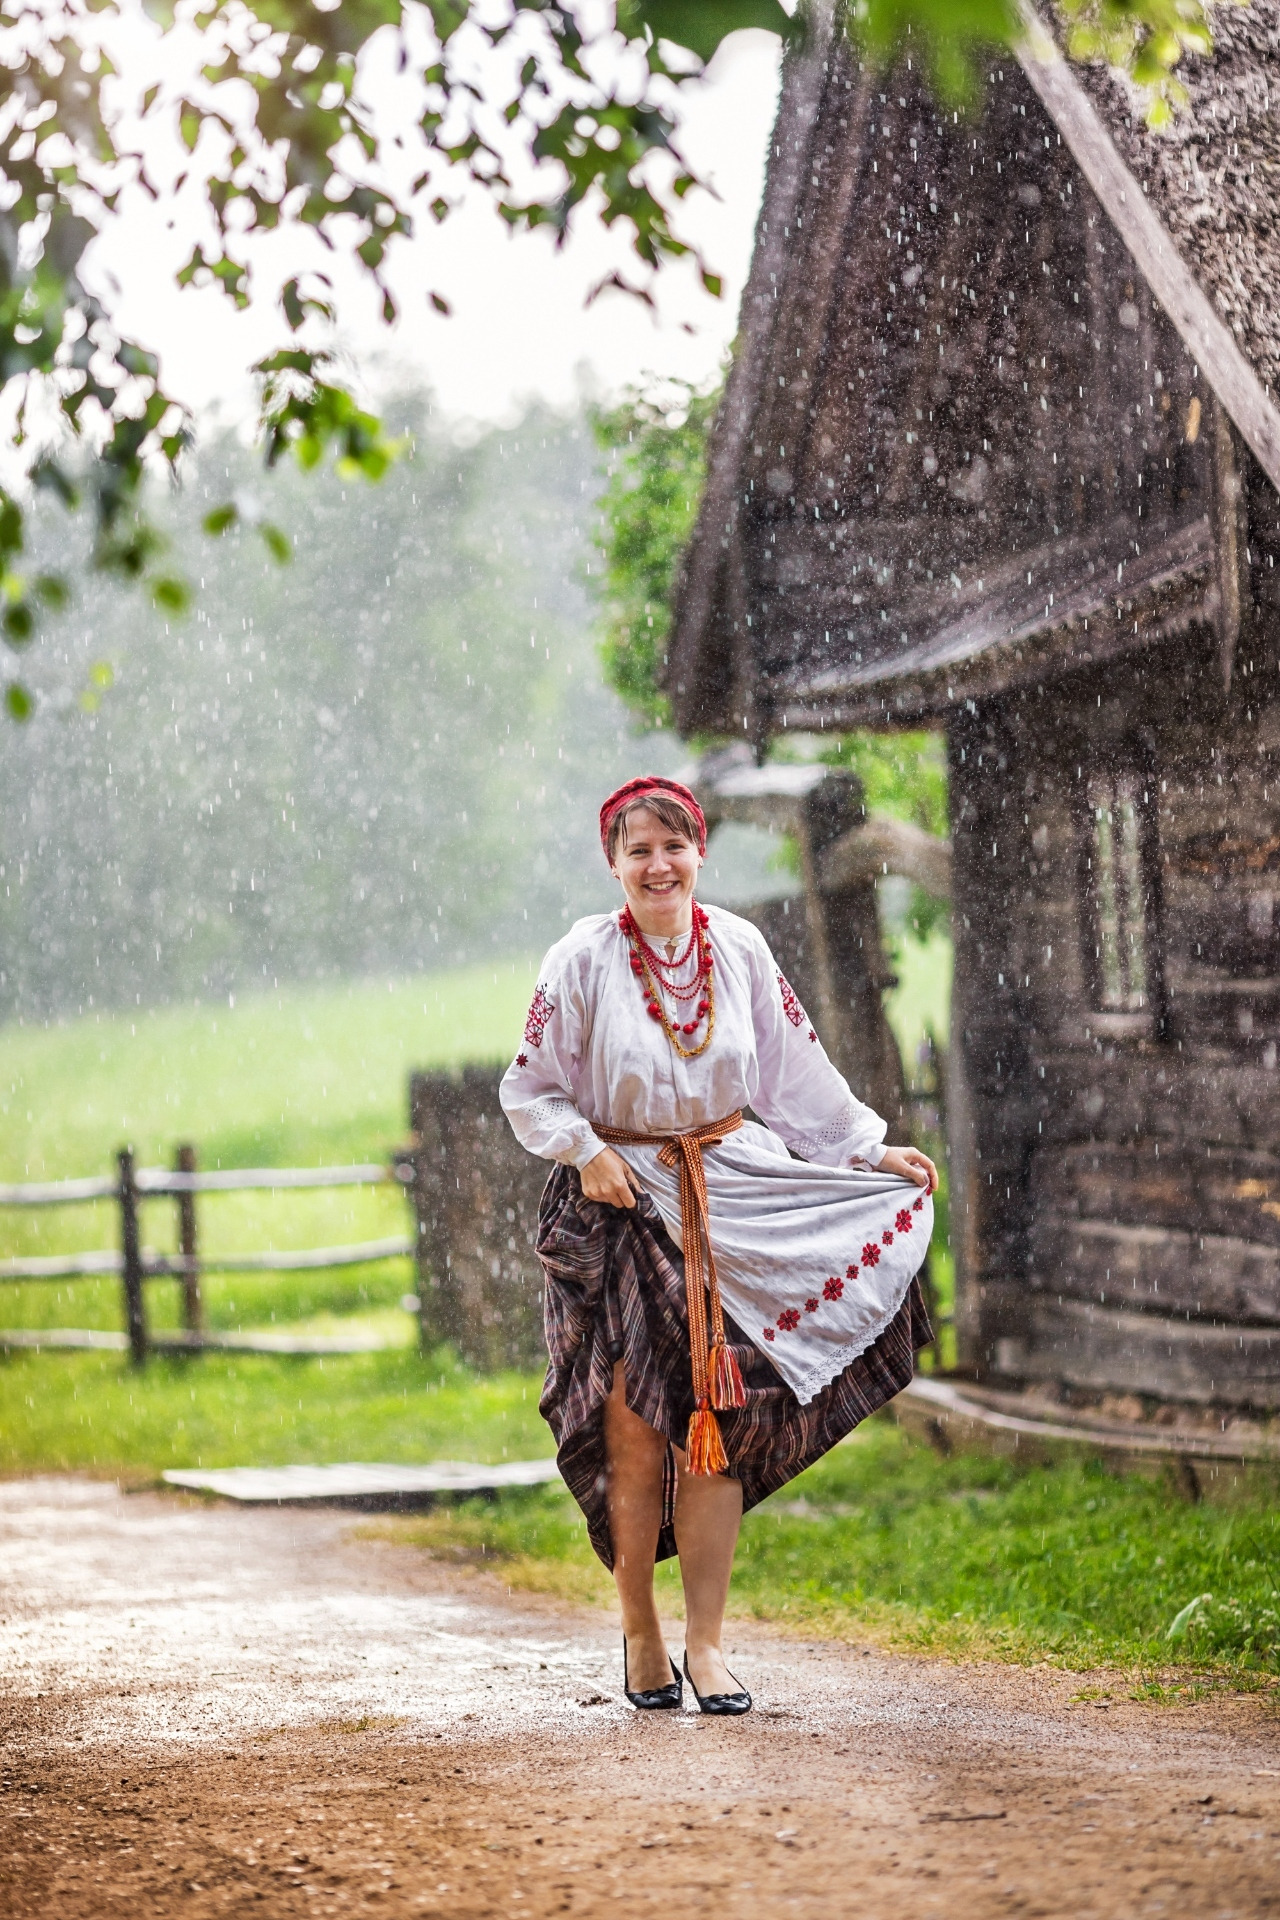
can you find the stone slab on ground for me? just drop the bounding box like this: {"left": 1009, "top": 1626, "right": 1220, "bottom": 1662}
{"left": 161, "top": 1457, "right": 562, "bottom": 1505}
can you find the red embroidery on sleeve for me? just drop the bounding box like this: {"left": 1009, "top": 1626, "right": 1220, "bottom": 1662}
{"left": 777, "top": 972, "right": 807, "bottom": 1028}
{"left": 515, "top": 1053, "right": 528, "bottom": 1068}
{"left": 523, "top": 984, "right": 555, "bottom": 1048}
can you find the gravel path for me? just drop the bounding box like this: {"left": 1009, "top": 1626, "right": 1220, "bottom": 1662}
{"left": 2, "top": 1476, "right": 1279, "bottom": 1918}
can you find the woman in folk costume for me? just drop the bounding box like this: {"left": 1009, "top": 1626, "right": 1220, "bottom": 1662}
{"left": 501, "top": 776, "right": 936, "bottom": 1715}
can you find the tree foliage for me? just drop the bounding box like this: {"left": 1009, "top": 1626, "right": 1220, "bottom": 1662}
{"left": 590, "top": 376, "right": 717, "bottom": 729}
{"left": 0, "top": 0, "right": 1219, "bottom": 717}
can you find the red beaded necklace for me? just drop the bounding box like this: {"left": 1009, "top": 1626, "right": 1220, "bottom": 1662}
{"left": 620, "top": 903, "right": 715, "bottom": 1059}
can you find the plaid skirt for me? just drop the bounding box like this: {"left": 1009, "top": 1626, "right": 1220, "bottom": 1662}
{"left": 535, "top": 1163, "right": 934, "bottom": 1570}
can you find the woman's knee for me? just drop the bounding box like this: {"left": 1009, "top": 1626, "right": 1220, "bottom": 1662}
{"left": 604, "top": 1364, "right": 667, "bottom": 1461}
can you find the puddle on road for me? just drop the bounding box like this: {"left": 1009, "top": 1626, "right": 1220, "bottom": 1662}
{"left": 0, "top": 1477, "right": 627, "bottom": 1750}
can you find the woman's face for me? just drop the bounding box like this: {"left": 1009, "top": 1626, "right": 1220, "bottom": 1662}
{"left": 611, "top": 805, "right": 702, "bottom": 931}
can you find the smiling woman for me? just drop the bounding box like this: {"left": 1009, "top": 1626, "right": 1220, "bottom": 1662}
{"left": 500, "top": 775, "right": 938, "bottom": 1717}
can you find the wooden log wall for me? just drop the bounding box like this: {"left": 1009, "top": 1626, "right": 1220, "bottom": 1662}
{"left": 955, "top": 467, "right": 1280, "bottom": 1406}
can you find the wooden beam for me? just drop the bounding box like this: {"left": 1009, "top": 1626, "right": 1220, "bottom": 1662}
{"left": 1016, "top": 1, "right": 1280, "bottom": 498}
{"left": 1004, "top": 1297, "right": 1280, "bottom": 1409}
{"left": 819, "top": 817, "right": 953, "bottom": 900}
{"left": 1210, "top": 398, "right": 1249, "bottom": 691}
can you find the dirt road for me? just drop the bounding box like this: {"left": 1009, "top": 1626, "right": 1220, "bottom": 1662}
{"left": 2, "top": 1476, "right": 1279, "bottom": 1919}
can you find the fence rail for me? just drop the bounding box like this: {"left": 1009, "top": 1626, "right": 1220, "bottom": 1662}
{"left": 0, "top": 1162, "right": 400, "bottom": 1207}
{"left": 0, "top": 1144, "right": 416, "bottom": 1364}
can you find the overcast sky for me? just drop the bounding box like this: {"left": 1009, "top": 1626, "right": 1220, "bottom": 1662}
{"left": 88, "top": 25, "right": 782, "bottom": 431}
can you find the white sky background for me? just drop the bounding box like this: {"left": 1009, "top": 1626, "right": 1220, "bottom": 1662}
{"left": 82, "top": 13, "right": 783, "bottom": 432}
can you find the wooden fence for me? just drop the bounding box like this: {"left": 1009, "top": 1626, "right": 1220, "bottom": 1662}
{"left": 0, "top": 1145, "right": 417, "bottom": 1365}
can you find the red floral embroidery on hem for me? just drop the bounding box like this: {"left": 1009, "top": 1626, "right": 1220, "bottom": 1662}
{"left": 763, "top": 1193, "right": 930, "bottom": 1339}
{"left": 777, "top": 971, "right": 807, "bottom": 1029}
{"left": 808, "top": 1028, "right": 818, "bottom": 1043}
{"left": 523, "top": 984, "right": 555, "bottom": 1048}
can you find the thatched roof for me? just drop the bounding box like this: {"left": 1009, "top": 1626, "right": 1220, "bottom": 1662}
{"left": 1071, "top": 0, "right": 1280, "bottom": 401}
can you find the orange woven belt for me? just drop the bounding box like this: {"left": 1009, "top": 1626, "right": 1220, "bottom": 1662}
{"left": 595, "top": 1110, "right": 747, "bottom": 1474}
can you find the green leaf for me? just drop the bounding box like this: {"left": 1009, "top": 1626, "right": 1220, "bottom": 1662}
{"left": 89, "top": 661, "right": 114, "bottom": 690}
{"left": 179, "top": 105, "right": 200, "bottom": 153}
{"left": 202, "top": 503, "right": 239, "bottom": 536}
{"left": 619, "top": 0, "right": 798, "bottom": 64}
{"left": 151, "top": 575, "right": 190, "bottom": 614}
{"left": 33, "top": 574, "right": 69, "bottom": 610}
{"left": 1165, "top": 1593, "right": 1212, "bottom": 1641}
{"left": 260, "top": 522, "right": 291, "bottom": 564}
{"left": 429, "top": 290, "right": 452, "bottom": 314}
{"left": 850, "top": 0, "right": 1022, "bottom": 109}
{"left": 4, "top": 681, "right": 32, "bottom": 720}
{"left": 3, "top": 602, "right": 34, "bottom": 645}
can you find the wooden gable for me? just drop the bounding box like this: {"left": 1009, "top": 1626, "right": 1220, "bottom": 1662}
{"left": 669, "top": 12, "right": 1280, "bottom": 736}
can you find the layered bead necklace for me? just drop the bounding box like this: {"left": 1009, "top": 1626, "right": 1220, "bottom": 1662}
{"left": 620, "top": 902, "right": 715, "bottom": 1059}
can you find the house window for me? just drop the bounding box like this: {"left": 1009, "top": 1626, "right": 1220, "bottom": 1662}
{"left": 1086, "top": 772, "right": 1154, "bottom": 1015}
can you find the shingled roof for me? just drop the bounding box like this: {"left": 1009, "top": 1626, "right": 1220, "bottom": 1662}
{"left": 667, "top": 0, "right": 1280, "bottom": 737}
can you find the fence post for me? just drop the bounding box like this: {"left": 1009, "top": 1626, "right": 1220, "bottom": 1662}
{"left": 175, "top": 1143, "right": 202, "bottom": 1337}
{"left": 117, "top": 1147, "right": 147, "bottom": 1367}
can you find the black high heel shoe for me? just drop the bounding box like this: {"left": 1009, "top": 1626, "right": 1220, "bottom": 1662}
{"left": 623, "top": 1638, "right": 683, "bottom": 1710}
{"left": 683, "top": 1650, "right": 752, "bottom": 1716}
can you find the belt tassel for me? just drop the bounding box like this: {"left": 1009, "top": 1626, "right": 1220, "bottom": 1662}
{"left": 711, "top": 1335, "right": 747, "bottom": 1412}
{"left": 596, "top": 1109, "right": 746, "bottom": 1474}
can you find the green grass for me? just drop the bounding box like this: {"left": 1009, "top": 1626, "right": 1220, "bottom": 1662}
{"left": 885, "top": 927, "right": 951, "bottom": 1061}
{"left": 1, "top": 959, "right": 538, "bottom": 1179}
{"left": 371, "top": 1418, "right": 1280, "bottom": 1684}
{"left": 0, "top": 960, "right": 537, "bottom": 1337}
{"left": 0, "top": 1344, "right": 547, "bottom": 1478}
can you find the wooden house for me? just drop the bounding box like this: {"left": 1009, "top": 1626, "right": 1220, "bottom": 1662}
{"left": 671, "top": 1, "right": 1280, "bottom": 1411}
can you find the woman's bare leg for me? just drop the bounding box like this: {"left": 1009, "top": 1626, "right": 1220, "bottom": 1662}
{"left": 672, "top": 1453, "right": 744, "bottom": 1696}
{"left": 603, "top": 1361, "right": 673, "bottom": 1691}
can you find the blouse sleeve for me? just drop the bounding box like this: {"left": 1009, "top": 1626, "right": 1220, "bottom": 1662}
{"left": 746, "top": 935, "right": 888, "bottom": 1168}
{"left": 499, "top": 955, "right": 607, "bottom": 1172}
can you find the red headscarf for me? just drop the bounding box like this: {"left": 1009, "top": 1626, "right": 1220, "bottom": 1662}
{"left": 599, "top": 776, "right": 707, "bottom": 860}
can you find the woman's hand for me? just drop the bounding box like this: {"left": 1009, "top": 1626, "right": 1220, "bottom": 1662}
{"left": 581, "top": 1146, "right": 643, "bottom": 1209}
{"left": 874, "top": 1145, "right": 939, "bottom": 1193}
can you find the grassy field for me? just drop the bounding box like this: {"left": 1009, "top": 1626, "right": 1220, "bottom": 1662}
{"left": 0, "top": 960, "right": 539, "bottom": 1336}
